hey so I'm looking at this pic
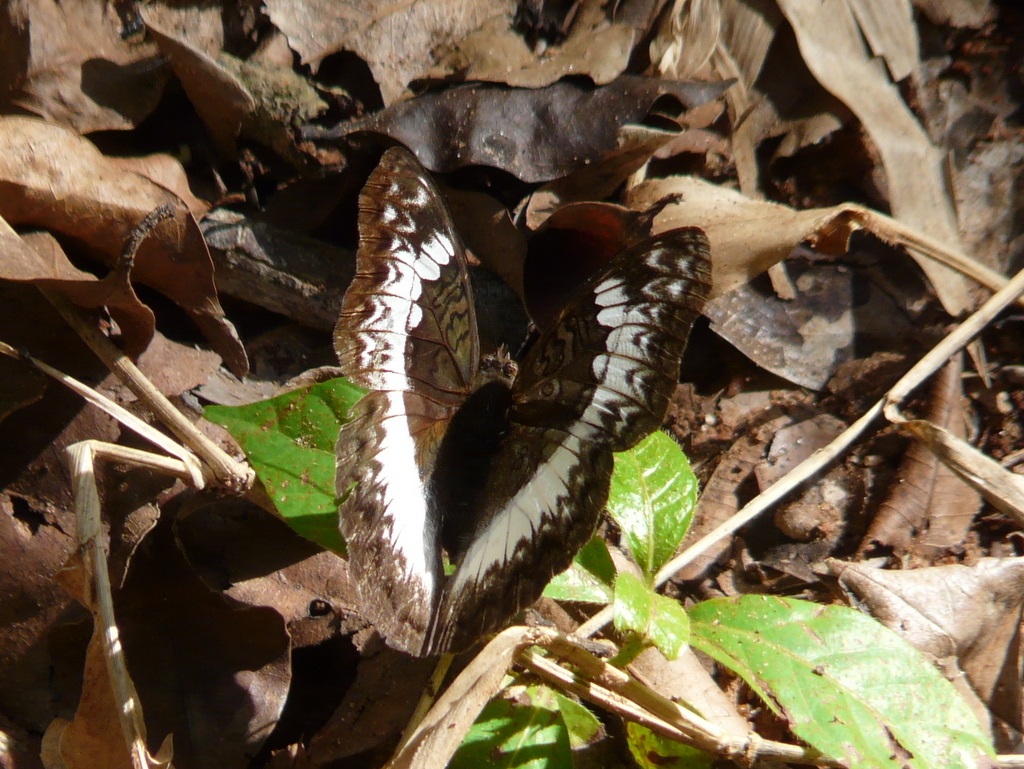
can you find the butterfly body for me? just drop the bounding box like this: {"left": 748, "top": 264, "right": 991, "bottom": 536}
{"left": 335, "top": 147, "right": 711, "bottom": 656}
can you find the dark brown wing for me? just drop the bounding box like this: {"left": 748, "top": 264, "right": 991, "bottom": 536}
{"left": 334, "top": 147, "right": 478, "bottom": 655}
{"left": 426, "top": 228, "right": 711, "bottom": 654}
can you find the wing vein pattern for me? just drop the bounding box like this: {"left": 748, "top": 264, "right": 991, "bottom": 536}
{"left": 335, "top": 147, "right": 712, "bottom": 656}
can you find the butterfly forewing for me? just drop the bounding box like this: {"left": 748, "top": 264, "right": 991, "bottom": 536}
{"left": 334, "top": 148, "right": 479, "bottom": 655}
{"left": 425, "top": 229, "right": 712, "bottom": 654}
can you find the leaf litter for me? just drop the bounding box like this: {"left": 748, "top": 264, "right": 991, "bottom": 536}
{"left": 0, "top": 0, "right": 1022, "bottom": 768}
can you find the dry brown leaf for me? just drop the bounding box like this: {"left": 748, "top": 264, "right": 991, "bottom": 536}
{"left": 675, "top": 430, "right": 773, "bottom": 581}
{"left": 861, "top": 357, "right": 983, "bottom": 555}
{"left": 303, "top": 650, "right": 438, "bottom": 764}
{"left": 705, "top": 262, "right": 857, "bottom": 390}
{"left": 265, "top": 0, "right": 511, "bottom": 105}
{"left": 316, "top": 77, "right": 728, "bottom": 183}
{"left": 41, "top": 634, "right": 162, "bottom": 769}
{"left": 108, "top": 155, "right": 210, "bottom": 220}
{"left": 776, "top": 0, "right": 971, "bottom": 315}
{"left": 10, "top": 228, "right": 156, "bottom": 360}
{"left": 625, "top": 175, "right": 1013, "bottom": 307}
{"left": 440, "top": 187, "right": 527, "bottom": 299}
{"left": 44, "top": 546, "right": 171, "bottom": 769}
{"left": 0, "top": 117, "right": 247, "bottom": 375}
{"left": 0, "top": 0, "right": 167, "bottom": 133}
{"left": 526, "top": 125, "right": 683, "bottom": 228}
{"left": 901, "top": 419, "right": 1024, "bottom": 526}
{"left": 758, "top": 415, "right": 852, "bottom": 542}
{"left": 0, "top": 489, "right": 76, "bottom": 732}
{"left": 107, "top": 517, "right": 290, "bottom": 768}
{"left": 143, "top": 13, "right": 326, "bottom": 163}
{"left": 431, "top": 1, "right": 637, "bottom": 88}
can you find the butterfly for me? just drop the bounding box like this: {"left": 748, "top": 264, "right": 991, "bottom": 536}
{"left": 334, "top": 147, "right": 711, "bottom": 656}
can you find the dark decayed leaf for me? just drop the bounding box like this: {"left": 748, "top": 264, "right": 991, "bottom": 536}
{"left": 205, "top": 378, "right": 364, "bottom": 554}
{"left": 606, "top": 431, "right": 698, "bottom": 582}
{"left": 111, "top": 521, "right": 291, "bottom": 769}
{"left": 450, "top": 683, "right": 573, "bottom": 769}
{"left": 612, "top": 572, "right": 690, "bottom": 661}
{"left": 689, "top": 596, "right": 996, "bottom": 768}
{"left": 309, "top": 76, "right": 730, "bottom": 182}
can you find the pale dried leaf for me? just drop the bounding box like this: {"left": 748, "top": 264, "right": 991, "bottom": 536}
{"left": 718, "top": 0, "right": 781, "bottom": 89}
{"left": 434, "top": 2, "right": 637, "bottom": 88}
{"left": 265, "top": 0, "right": 511, "bottom": 104}
{"left": 625, "top": 176, "right": 1012, "bottom": 307}
{"left": 775, "top": 0, "right": 971, "bottom": 315}
{"left": 913, "top": 0, "right": 994, "bottom": 28}
{"left": 625, "top": 176, "right": 857, "bottom": 299}
{"left": 629, "top": 647, "right": 751, "bottom": 739}
{"left": 847, "top": 0, "right": 918, "bottom": 81}
{"left": 650, "top": 0, "right": 721, "bottom": 80}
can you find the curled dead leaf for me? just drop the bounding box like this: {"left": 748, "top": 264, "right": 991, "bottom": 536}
{"left": 0, "top": 117, "right": 247, "bottom": 375}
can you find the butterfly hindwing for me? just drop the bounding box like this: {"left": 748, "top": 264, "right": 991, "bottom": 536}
{"left": 334, "top": 148, "right": 478, "bottom": 655}
{"left": 426, "top": 229, "right": 712, "bottom": 654}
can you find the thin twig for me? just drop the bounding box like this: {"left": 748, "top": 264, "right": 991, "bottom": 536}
{"left": 37, "top": 288, "right": 253, "bottom": 493}
{"left": 523, "top": 637, "right": 842, "bottom": 766}
{"left": 1, "top": 341, "right": 204, "bottom": 488}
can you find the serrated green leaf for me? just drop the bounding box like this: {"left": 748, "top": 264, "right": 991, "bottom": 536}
{"left": 607, "top": 432, "right": 697, "bottom": 582}
{"left": 689, "top": 596, "right": 996, "bottom": 769}
{"left": 544, "top": 536, "right": 616, "bottom": 603}
{"left": 626, "top": 723, "right": 713, "bottom": 769}
{"left": 612, "top": 572, "right": 689, "bottom": 661}
{"left": 205, "top": 378, "right": 364, "bottom": 554}
{"left": 450, "top": 684, "right": 572, "bottom": 769}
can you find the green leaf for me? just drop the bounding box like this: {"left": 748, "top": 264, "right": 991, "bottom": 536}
{"left": 689, "top": 596, "right": 996, "bottom": 769}
{"left": 544, "top": 536, "right": 616, "bottom": 603}
{"left": 626, "top": 723, "right": 713, "bottom": 769}
{"left": 607, "top": 432, "right": 698, "bottom": 582}
{"left": 450, "top": 684, "right": 572, "bottom": 769}
{"left": 550, "top": 692, "right": 603, "bottom": 750}
{"left": 204, "top": 378, "right": 364, "bottom": 554}
{"left": 612, "top": 572, "right": 690, "bottom": 661}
